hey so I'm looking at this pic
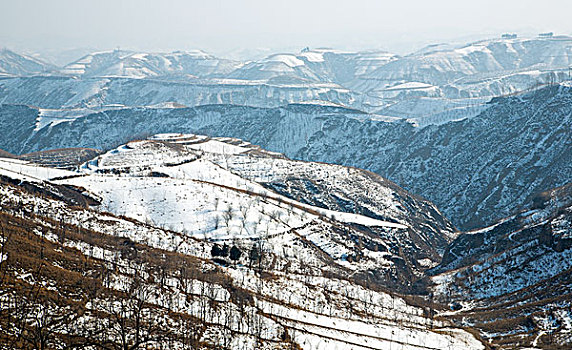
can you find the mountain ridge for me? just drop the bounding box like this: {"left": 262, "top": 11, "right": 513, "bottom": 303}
{"left": 1, "top": 83, "right": 570, "bottom": 230}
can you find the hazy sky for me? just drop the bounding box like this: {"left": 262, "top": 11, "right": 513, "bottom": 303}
{"left": 1, "top": 0, "right": 572, "bottom": 62}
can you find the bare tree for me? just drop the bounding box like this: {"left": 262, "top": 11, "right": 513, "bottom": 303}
{"left": 86, "top": 273, "right": 173, "bottom": 350}
{"left": 222, "top": 205, "right": 233, "bottom": 231}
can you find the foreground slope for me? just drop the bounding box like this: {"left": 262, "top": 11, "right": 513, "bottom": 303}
{"left": 0, "top": 139, "right": 484, "bottom": 349}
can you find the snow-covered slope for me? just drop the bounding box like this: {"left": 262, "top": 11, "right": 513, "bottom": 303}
{"left": 0, "top": 176, "right": 485, "bottom": 350}
{"left": 352, "top": 36, "right": 572, "bottom": 93}
{"left": 0, "top": 76, "right": 356, "bottom": 110}
{"left": 0, "top": 132, "right": 456, "bottom": 289}
{"left": 0, "top": 48, "right": 55, "bottom": 77}
{"left": 48, "top": 134, "right": 456, "bottom": 289}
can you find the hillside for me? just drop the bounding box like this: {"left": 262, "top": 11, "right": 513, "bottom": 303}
{"left": 4, "top": 133, "right": 571, "bottom": 349}
{"left": 0, "top": 134, "right": 457, "bottom": 291}
{"left": 0, "top": 149, "right": 16, "bottom": 159}
{"left": 0, "top": 145, "right": 100, "bottom": 170}
{"left": 0, "top": 49, "right": 55, "bottom": 77}
{"left": 351, "top": 36, "right": 572, "bottom": 97}
{"left": 0, "top": 135, "right": 485, "bottom": 349}
{"left": 0, "top": 76, "right": 355, "bottom": 111}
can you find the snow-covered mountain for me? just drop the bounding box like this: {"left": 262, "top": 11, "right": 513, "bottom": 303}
{"left": 296, "top": 84, "right": 572, "bottom": 230}
{"left": 0, "top": 48, "right": 55, "bottom": 76}
{"left": 0, "top": 48, "right": 394, "bottom": 115}
{"left": 227, "top": 49, "right": 397, "bottom": 86}
{"left": 352, "top": 35, "right": 572, "bottom": 93}
{"left": 2, "top": 36, "right": 572, "bottom": 126}
{"left": 61, "top": 49, "right": 242, "bottom": 79}
{"left": 228, "top": 53, "right": 327, "bottom": 83}
{"left": 349, "top": 36, "right": 572, "bottom": 122}
{"left": 1, "top": 34, "right": 572, "bottom": 350}
{"left": 0, "top": 135, "right": 486, "bottom": 349}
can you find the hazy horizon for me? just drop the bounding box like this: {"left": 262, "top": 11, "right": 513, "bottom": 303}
{"left": 2, "top": 0, "right": 572, "bottom": 64}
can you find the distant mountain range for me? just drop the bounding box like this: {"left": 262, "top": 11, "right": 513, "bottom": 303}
{"left": 2, "top": 35, "right": 572, "bottom": 125}
{"left": 60, "top": 49, "right": 242, "bottom": 78}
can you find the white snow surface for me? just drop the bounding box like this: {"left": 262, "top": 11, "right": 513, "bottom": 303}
{"left": 60, "top": 136, "right": 407, "bottom": 239}
{"left": 0, "top": 157, "right": 76, "bottom": 182}
{"left": 299, "top": 51, "right": 325, "bottom": 63}
{"left": 263, "top": 54, "right": 305, "bottom": 67}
